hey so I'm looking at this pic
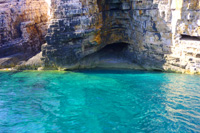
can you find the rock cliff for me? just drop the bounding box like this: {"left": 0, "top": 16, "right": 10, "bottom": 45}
{"left": 41, "top": 0, "right": 172, "bottom": 70}
{"left": 0, "top": 0, "right": 49, "bottom": 67}
{"left": 1, "top": 0, "right": 200, "bottom": 74}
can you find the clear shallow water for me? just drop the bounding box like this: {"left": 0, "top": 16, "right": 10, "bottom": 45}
{"left": 0, "top": 70, "right": 200, "bottom": 133}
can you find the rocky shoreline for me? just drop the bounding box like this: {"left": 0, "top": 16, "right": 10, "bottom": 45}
{"left": 1, "top": 0, "right": 200, "bottom": 75}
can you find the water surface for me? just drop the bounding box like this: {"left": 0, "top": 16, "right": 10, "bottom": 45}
{"left": 0, "top": 70, "right": 200, "bottom": 132}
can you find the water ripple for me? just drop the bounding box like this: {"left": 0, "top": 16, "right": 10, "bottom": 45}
{"left": 0, "top": 70, "right": 200, "bottom": 132}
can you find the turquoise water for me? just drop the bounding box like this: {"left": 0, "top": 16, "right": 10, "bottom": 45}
{"left": 0, "top": 70, "right": 200, "bottom": 133}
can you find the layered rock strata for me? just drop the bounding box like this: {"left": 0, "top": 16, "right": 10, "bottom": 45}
{"left": 42, "top": 0, "right": 169, "bottom": 70}
{"left": 165, "top": 0, "right": 200, "bottom": 74}
{"left": 42, "top": 0, "right": 200, "bottom": 74}
{"left": 0, "top": 0, "right": 49, "bottom": 67}
{"left": 1, "top": 0, "right": 200, "bottom": 74}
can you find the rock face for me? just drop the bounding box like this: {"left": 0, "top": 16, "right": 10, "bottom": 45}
{"left": 1, "top": 0, "right": 200, "bottom": 74}
{"left": 42, "top": 0, "right": 200, "bottom": 73}
{"left": 42, "top": 0, "right": 168, "bottom": 70}
{"left": 165, "top": 0, "right": 200, "bottom": 74}
{"left": 0, "top": 0, "right": 49, "bottom": 67}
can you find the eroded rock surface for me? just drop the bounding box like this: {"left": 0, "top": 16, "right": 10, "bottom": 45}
{"left": 42, "top": 0, "right": 167, "bottom": 70}
{"left": 42, "top": 0, "right": 200, "bottom": 74}
{"left": 164, "top": 0, "right": 200, "bottom": 74}
{"left": 1, "top": 0, "right": 200, "bottom": 74}
{"left": 0, "top": 0, "right": 49, "bottom": 68}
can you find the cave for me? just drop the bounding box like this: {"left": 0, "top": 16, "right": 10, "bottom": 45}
{"left": 180, "top": 34, "right": 200, "bottom": 41}
{"left": 94, "top": 42, "right": 129, "bottom": 60}
{"left": 80, "top": 42, "right": 139, "bottom": 69}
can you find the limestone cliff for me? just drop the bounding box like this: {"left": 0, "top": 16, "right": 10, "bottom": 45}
{"left": 166, "top": 0, "right": 200, "bottom": 74}
{"left": 1, "top": 0, "right": 200, "bottom": 74}
{"left": 0, "top": 0, "right": 49, "bottom": 67}
{"left": 41, "top": 0, "right": 200, "bottom": 74}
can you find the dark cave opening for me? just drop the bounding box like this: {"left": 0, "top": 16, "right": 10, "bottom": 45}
{"left": 80, "top": 42, "right": 140, "bottom": 69}
{"left": 91, "top": 42, "right": 129, "bottom": 60}
{"left": 180, "top": 34, "right": 200, "bottom": 41}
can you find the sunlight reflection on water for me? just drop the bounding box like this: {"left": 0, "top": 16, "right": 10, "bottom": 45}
{"left": 0, "top": 70, "right": 200, "bottom": 132}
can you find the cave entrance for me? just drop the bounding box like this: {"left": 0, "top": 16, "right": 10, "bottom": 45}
{"left": 80, "top": 42, "right": 140, "bottom": 69}
{"left": 180, "top": 34, "right": 200, "bottom": 41}
{"left": 95, "top": 42, "right": 129, "bottom": 60}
